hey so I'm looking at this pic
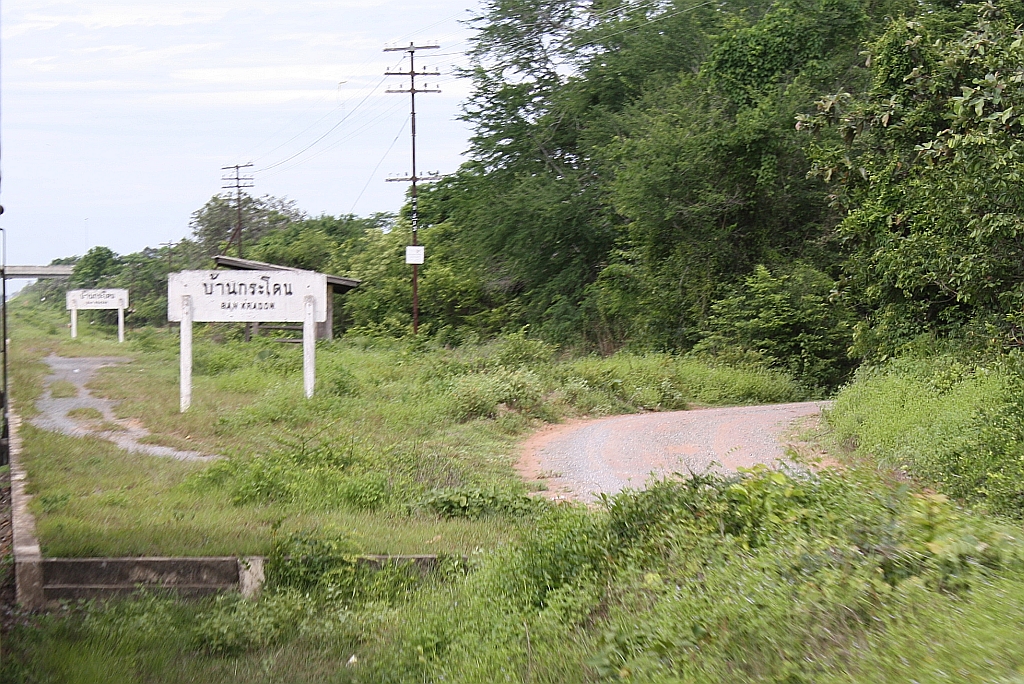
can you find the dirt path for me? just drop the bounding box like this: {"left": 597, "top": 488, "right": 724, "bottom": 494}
{"left": 519, "top": 401, "right": 829, "bottom": 501}
{"left": 29, "top": 355, "right": 216, "bottom": 461}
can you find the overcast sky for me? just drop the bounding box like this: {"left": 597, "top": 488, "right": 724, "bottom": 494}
{"left": 0, "top": 0, "right": 480, "bottom": 277}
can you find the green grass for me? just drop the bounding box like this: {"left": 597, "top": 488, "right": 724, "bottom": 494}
{"left": 66, "top": 407, "right": 103, "bottom": 421}
{"left": 826, "top": 353, "right": 1024, "bottom": 517}
{"left": 9, "top": 300, "right": 1024, "bottom": 682}
{"left": 47, "top": 380, "right": 78, "bottom": 398}
{"left": 8, "top": 465, "right": 1024, "bottom": 683}
{"left": 23, "top": 426, "right": 513, "bottom": 557}
{"left": 9, "top": 298, "right": 806, "bottom": 558}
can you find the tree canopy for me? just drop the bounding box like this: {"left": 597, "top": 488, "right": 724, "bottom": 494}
{"left": 32, "top": 0, "right": 1024, "bottom": 390}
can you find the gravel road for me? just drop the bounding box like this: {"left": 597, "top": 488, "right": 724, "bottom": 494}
{"left": 30, "top": 355, "right": 214, "bottom": 461}
{"left": 519, "top": 401, "right": 829, "bottom": 501}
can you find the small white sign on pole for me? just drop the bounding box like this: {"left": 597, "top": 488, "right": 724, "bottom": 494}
{"left": 66, "top": 289, "right": 129, "bottom": 343}
{"left": 168, "top": 270, "right": 327, "bottom": 411}
{"left": 405, "top": 246, "right": 425, "bottom": 265}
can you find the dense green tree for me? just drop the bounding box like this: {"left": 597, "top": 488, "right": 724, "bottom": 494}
{"left": 71, "top": 246, "right": 121, "bottom": 289}
{"left": 249, "top": 214, "right": 389, "bottom": 274}
{"left": 802, "top": 4, "right": 1024, "bottom": 355}
{"left": 422, "top": 0, "right": 915, "bottom": 355}
{"left": 34, "top": 0, "right": 1024, "bottom": 388}
{"left": 596, "top": 77, "right": 830, "bottom": 348}
{"left": 189, "top": 194, "right": 304, "bottom": 257}
{"left": 693, "top": 264, "right": 856, "bottom": 388}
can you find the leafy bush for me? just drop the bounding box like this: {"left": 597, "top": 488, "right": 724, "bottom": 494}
{"left": 446, "top": 368, "right": 544, "bottom": 420}
{"left": 188, "top": 435, "right": 396, "bottom": 511}
{"left": 447, "top": 373, "right": 503, "bottom": 420}
{"left": 266, "top": 530, "right": 461, "bottom": 606}
{"left": 336, "top": 473, "right": 390, "bottom": 511}
{"left": 493, "top": 331, "right": 555, "bottom": 368}
{"left": 826, "top": 353, "right": 1024, "bottom": 517}
{"left": 489, "top": 503, "right": 610, "bottom": 608}
{"left": 267, "top": 531, "right": 359, "bottom": 591}
{"left": 193, "top": 342, "right": 252, "bottom": 376}
{"left": 13, "top": 467, "right": 1024, "bottom": 681}
{"left": 191, "top": 591, "right": 308, "bottom": 655}
{"left": 695, "top": 264, "right": 855, "bottom": 389}
{"left": 415, "top": 486, "right": 542, "bottom": 519}
{"left": 321, "top": 364, "right": 360, "bottom": 397}
{"left": 561, "top": 353, "right": 803, "bottom": 411}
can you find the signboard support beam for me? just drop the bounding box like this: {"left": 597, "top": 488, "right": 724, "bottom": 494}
{"left": 303, "top": 296, "right": 315, "bottom": 399}
{"left": 70, "top": 307, "right": 78, "bottom": 339}
{"left": 180, "top": 296, "right": 192, "bottom": 413}
{"left": 117, "top": 307, "right": 125, "bottom": 344}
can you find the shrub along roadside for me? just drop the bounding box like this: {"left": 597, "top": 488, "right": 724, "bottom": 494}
{"left": 6, "top": 465, "right": 1024, "bottom": 683}
{"left": 827, "top": 352, "right": 1024, "bottom": 518}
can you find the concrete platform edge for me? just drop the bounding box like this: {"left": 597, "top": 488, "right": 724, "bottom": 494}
{"left": 10, "top": 408, "right": 45, "bottom": 610}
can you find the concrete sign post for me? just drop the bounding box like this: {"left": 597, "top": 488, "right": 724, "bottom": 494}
{"left": 303, "top": 296, "right": 316, "bottom": 399}
{"left": 168, "top": 270, "right": 327, "bottom": 411}
{"left": 180, "top": 295, "right": 193, "bottom": 413}
{"left": 66, "top": 289, "right": 129, "bottom": 343}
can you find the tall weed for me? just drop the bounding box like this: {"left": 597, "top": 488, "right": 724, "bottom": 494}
{"left": 10, "top": 467, "right": 1024, "bottom": 682}
{"left": 828, "top": 353, "right": 1024, "bottom": 517}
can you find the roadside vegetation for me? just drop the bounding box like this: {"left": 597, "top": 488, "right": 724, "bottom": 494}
{"left": 9, "top": 299, "right": 803, "bottom": 558}
{"left": 10, "top": 0, "right": 1024, "bottom": 679}
{"left": 828, "top": 349, "right": 1024, "bottom": 520}
{"left": 8, "top": 459, "right": 1024, "bottom": 682}
{"left": 9, "top": 292, "right": 1024, "bottom": 682}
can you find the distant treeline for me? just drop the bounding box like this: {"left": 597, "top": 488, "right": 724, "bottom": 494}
{"left": 30, "top": 0, "right": 1024, "bottom": 390}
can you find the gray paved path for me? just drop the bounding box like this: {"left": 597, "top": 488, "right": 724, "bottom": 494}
{"left": 30, "top": 355, "right": 215, "bottom": 461}
{"left": 521, "top": 401, "right": 829, "bottom": 501}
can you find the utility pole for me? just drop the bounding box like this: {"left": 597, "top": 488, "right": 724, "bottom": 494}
{"left": 385, "top": 43, "right": 441, "bottom": 335}
{"left": 221, "top": 163, "right": 254, "bottom": 258}
{"left": 221, "top": 164, "right": 254, "bottom": 341}
{"left": 159, "top": 241, "right": 175, "bottom": 272}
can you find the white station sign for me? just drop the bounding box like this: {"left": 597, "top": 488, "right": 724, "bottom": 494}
{"left": 66, "top": 288, "right": 129, "bottom": 343}
{"left": 66, "top": 289, "right": 128, "bottom": 310}
{"left": 168, "top": 270, "right": 326, "bottom": 323}
{"left": 168, "top": 269, "right": 328, "bottom": 411}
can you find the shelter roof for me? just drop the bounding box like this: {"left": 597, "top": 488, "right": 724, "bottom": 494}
{"left": 212, "top": 255, "right": 360, "bottom": 293}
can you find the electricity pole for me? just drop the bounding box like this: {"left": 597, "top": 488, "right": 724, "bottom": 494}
{"left": 159, "top": 241, "right": 175, "bottom": 272}
{"left": 385, "top": 43, "right": 441, "bottom": 335}
{"left": 221, "top": 163, "right": 254, "bottom": 258}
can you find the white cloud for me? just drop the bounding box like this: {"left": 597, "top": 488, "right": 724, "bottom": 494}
{"left": 6, "top": 78, "right": 152, "bottom": 93}
{"left": 0, "top": 0, "right": 483, "bottom": 267}
{"left": 11, "top": 55, "right": 59, "bottom": 71}
{"left": 4, "top": 3, "right": 230, "bottom": 36}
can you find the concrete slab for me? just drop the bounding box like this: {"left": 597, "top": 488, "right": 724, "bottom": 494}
{"left": 9, "top": 408, "right": 44, "bottom": 610}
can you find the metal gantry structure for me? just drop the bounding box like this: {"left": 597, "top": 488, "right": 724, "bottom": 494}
{"left": 384, "top": 43, "right": 442, "bottom": 335}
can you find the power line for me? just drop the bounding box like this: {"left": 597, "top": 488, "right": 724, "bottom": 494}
{"left": 350, "top": 115, "right": 410, "bottom": 215}
{"left": 256, "top": 98, "right": 409, "bottom": 179}
{"left": 250, "top": 94, "right": 342, "bottom": 164}
{"left": 255, "top": 76, "right": 390, "bottom": 173}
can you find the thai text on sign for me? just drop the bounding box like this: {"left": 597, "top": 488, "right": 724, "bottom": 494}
{"left": 66, "top": 289, "right": 128, "bottom": 310}
{"left": 168, "top": 270, "right": 326, "bottom": 323}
